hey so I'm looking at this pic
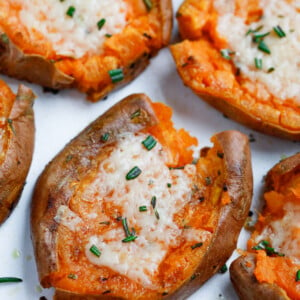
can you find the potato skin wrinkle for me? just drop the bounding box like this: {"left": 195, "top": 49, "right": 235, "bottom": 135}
{"left": 230, "top": 153, "right": 300, "bottom": 300}
{"left": 0, "top": 0, "right": 173, "bottom": 101}
{"left": 170, "top": 0, "right": 300, "bottom": 140}
{"left": 0, "top": 81, "right": 35, "bottom": 225}
{"left": 31, "top": 93, "right": 252, "bottom": 299}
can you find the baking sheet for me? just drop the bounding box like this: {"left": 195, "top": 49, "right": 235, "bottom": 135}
{"left": 0, "top": 1, "right": 299, "bottom": 299}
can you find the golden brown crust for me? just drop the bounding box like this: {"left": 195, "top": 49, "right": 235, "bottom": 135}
{"left": 230, "top": 254, "right": 290, "bottom": 300}
{"left": 31, "top": 95, "right": 252, "bottom": 299}
{"left": 0, "top": 85, "right": 35, "bottom": 224}
{"left": 0, "top": 1, "right": 173, "bottom": 101}
{"left": 168, "top": 130, "right": 252, "bottom": 299}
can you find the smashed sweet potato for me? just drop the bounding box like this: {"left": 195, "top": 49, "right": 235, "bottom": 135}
{"left": 230, "top": 152, "right": 300, "bottom": 300}
{"left": 170, "top": 0, "right": 300, "bottom": 140}
{"left": 31, "top": 93, "right": 252, "bottom": 299}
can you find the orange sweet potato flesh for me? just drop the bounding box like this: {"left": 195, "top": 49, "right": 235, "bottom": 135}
{"left": 230, "top": 153, "right": 300, "bottom": 300}
{"left": 0, "top": 80, "right": 35, "bottom": 225}
{"left": 31, "top": 93, "right": 252, "bottom": 299}
{"left": 0, "top": 1, "right": 172, "bottom": 101}
{"left": 170, "top": 0, "right": 300, "bottom": 140}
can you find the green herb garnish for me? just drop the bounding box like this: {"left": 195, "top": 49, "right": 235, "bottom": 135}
{"left": 108, "top": 68, "right": 124, "bottom": 83}
{"left": 219, "top": 264, "right": 228, "bottom": 274}
{"left": 139, "top": 206, "right": 147, "bottom": 212}
{"left": 89, "top": 245, "right": 101, "bottom": 257}
{"left": 296, "top": 270, "right": 300, "bottom": 282}
{"left": 142, "top": 135, "right": 157, "bottom": 150}
{"left": 105, "top": 33, "right": 112, "bottom": 38}
{"left": 155, "top": 209, "right": 160, "bottom": 220}
{"left": 254, "top": 57, "right": 263, "bottom": 69}
{"left": 143, "top": 0, "right": 153, "bottom": 11}
{"left": 130, "top": 109, "right": 141, "bottom": 119}
{"left": 97, "top": 18, "right": 106, "bottom": 30}
{"left": 258, "top": 40, "right": 271, "bottom": 54}
{"left": 68, "top": 273, "right": 78, "bottom": 280}
{"left": 126, "top": 166, "right": 142, "bottom": 180}
{"left": 0, "top": 277, "right": 22, "bottom": 283}
{"left": 101, "top": 133, "right": 109, "bottom": 142}
{"left": 0, "top": 33, "right": 9, "bottom": 44}
{"left": 151, "top": 196, "right": 157, "bottom": 209}
{"left": 220, "top": 49, "right": 234, "bottom": 60}
{"left": 167, "top": 183, "right": 172, "bottom": 188}
{"left": 267, "top": 67, "right": 275, "bottom": 73}
{"left": 252, "top": 31, "right": 270, "bottom": 43}
{"left": 191, "top": 242, "right": 203, "bottom": 250}
{"left": 66, "top": 6, "right": 76, "bottom": 17}
{"left": 122, "top": 235, "right": 137, "bottom": 243}
{"left": 7, "top": 119, "right": 16, "bottom": 135}
{"left": 273, "top": 25, "right": 286, "bottom": 38}
{"left": 122, "top": 217, "right": 131, "bottom": 237}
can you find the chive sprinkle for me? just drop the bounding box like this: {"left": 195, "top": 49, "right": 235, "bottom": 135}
{"left": 101, "top": 133, "right": 109, "bottom": 142}
{"left": 143, "top": 0, "right": 153, "bottom": 11}
{"left": 0, "top": 33, "right": 9, "bottom": 44}
{"left": 142, "top": 135, "right": 157, "bottom": 150}
{"left": 167, "top": 183, "right": 172, "bottom": 188}
{"left": 219, "top": 264, "right": 228, "bottom": 274}
{"left": 169, "top": 166, "right": 185, "bottom": 170}
{"left": 99, "top": 221, "right": 110, "bottom": 225}
{"left": 139, "top": 206, "right": 147, "bottom": 212}
{"left": 296, "top": 270, "right": 300, "bottom": 282}
{"left": 254, "top": 57, "right": 263, "bottom": 69}
{"left": 122, "top": 235, "right": 137, "bottom": 243}
{"left": 126, "top": 166, "right": 142, "bottom": 180}
{"left": 122, "top": 217, "right": 131, "bottom": 237}
{"left": 108, "top": 68, "right": 124, "bottom": 83}
{"left": 252, "top": 31, "right": 270, "bottom": 43}
{"left": 258, "top": 40, "right": 271, "bottom": 54}
{"left": 97, "top": 18, "right": 106, "bottom": 30}
{"left": 105, "top": 33, "right": 112, "bottom": 38}
{"left": 151, "top": 196, "right": 157, "bottom": 209}
{"left": 7, "top": 119, "right": 16, "bottom": 135}
{"left": 273, "top": 25, "right": 286, "bottom": 38}
{"left": 130, "top": 109, "right": 141, "bottom": 119}
{"left": 191, "top": 242, "right": 203, "bottom": 250}
{"left": 220, "top": 49, "right": 234, "bottom": 60}
{"left": 67, "top": 273, "right": 78, "bottom": 280}
{"left": 155, "top": 209, "right": 160, "bottom": 220}
{"left": 89, "top": 245, "right": 101, "bottom": 257}
{"left": 66, "top": 6, "right": 75, "bottom": 17}
{"left": 0, "top": 277, "right": 22, "bottom": 283}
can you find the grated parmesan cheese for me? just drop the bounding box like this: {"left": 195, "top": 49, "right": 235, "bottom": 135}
{"left": 254, "top": 201, "right": 300, "bottom": 264}
{"left": 214, "top": 0, "right": 300, "bottom": 104}
{"left": 12, "top": 0, "right": 128, "bottom": 58}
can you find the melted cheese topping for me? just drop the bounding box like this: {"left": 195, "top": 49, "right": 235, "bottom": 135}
{"left": 255, "top": 201, "right": 300, "bottom": 264}
{"left": 54, "top": 205, "right": 82, "bottom": 232}
{"left": 55, "top": 133, "right": 210, "bottom": 288}
{"left": 214, "top": 0, "right": 300, "bottom": 104}
{"left": 13, "top": 0, "right": 128, "bottom": 58}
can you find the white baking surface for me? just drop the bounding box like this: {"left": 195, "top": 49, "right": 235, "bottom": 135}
{"left": 0, "top": 1, "right": 298, "bottom": 299}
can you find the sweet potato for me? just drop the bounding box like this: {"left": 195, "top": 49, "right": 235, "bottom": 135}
{"left": 230, "top": 153, "right": 300, "bottom": 300}
{"left": 31, "top": 93, "right": 252, "bottom": 299}
{"left": 0, "top": 0, "right": 172, "bottom": 101}
{"left": 0, "top": 80, "right": 35, "bottom": 225}
{"left": 170, "top": 0, "right": 300, "bottom": 140}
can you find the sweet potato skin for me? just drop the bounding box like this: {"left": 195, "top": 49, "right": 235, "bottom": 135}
{"left": 31, "top": 94, "right": 252, "bottom": 299}
{"left": 230, "top": 153, "right": 300, "bottom": 300}
{"left": 0, "top": 0, "right": 172, "bottom": 101}
{"left": 0, "top": 84, "right": 35, "bottom": 225}
{"left": 230, "top": 254, "right": 290, "bottom": 300}
{"left": 170, "top": 1, "right": 300, "bottom": 140}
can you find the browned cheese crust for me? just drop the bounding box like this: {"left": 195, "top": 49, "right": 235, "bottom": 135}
{"left": 0, "top": 85, "right": 35, "bottom": 224}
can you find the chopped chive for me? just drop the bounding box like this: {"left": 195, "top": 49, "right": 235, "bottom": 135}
{"left": 0, "top": 277, "right": 22, "bottom": 283}
{"left": 258, "top": 40, "right": 271, "bottom": 54}
{"left": 65, "top": 154, "right": 73, "bottom": 162}
{"left": 97, "top": 18, "right": 106, "bottom": 30}
{"left": 130, "top": 109, "right": 141, "bottom": 119}
{"left": 142, "top": 135, "right": 157, "bottom": 150}
{"left": 169, "top": 166, "right": 185, "bottom": 170}
{"left": 219, "top": 264, "right": 228, "bottom": 274}
{"left": 139, "top": 206, "right": 147, "bottom": 212}
{"left": 254, "top": 57, "right": 263, "bottom": 69}
{"left": 122, "top": 235, "right": 137, "bottom": 243}
{"left": 220, "top": 49, "right": 234, "bottom": 60}
{"left": 7, "top": 119, "right": 16, "bottom": 135}
{"left": 296, "top": 270, "right": 300, "bottom": 282}
{"left": 101, "top": 133, "right": 109, "bottom": 142}
{"left": 267, "top": 67, "right": 275, "bottom": 73}
{"left": 89, "top": 245, "right": 101, "bottom": 257}
{"left": 108, "top": 68, "right": 124, "bottom": 83}
{"left": 191, "top": 242, "right": 203, "bottom": 250}
{"left": 273, "top": 25, "right": 286, "bottom": 38}
{"left": 105, "top": 33, "right": 112, "bottom": 38}
{"left": 99, "top": 221, "right": 110, "bottom": 225}
{"left": 252, "top": 31, "right": 270, "bottom": 43}
{"left": 143, "top": 0, "right": 153, "bottom": 11}
{"left": 67, "top": 273, "right": 78, "bottom": 280}
{"left": 66, "top": 6, "right": 75, "bottom": 17}
{"left": 151, "top": 196, "right": 157, "bottom": 209}
{"left": 155, "top": 209, "right": 160, "bottom": 220}
{"left": 246, "top": 25, "right": 263, "bottom": 36}
{"left": 126, "top": 166, "right": 142, "bottom": 180}
{"left": 0, "top": 33, "right": 9, "bottom": 44}
{"left": 122, "top": 218, "right": 131, "bottom": 237}
{"left": 205, "top": 177, "right": 212, "bottom": 186}
{"left": 167, "top": 183, "right": 172, "bottom": 188}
